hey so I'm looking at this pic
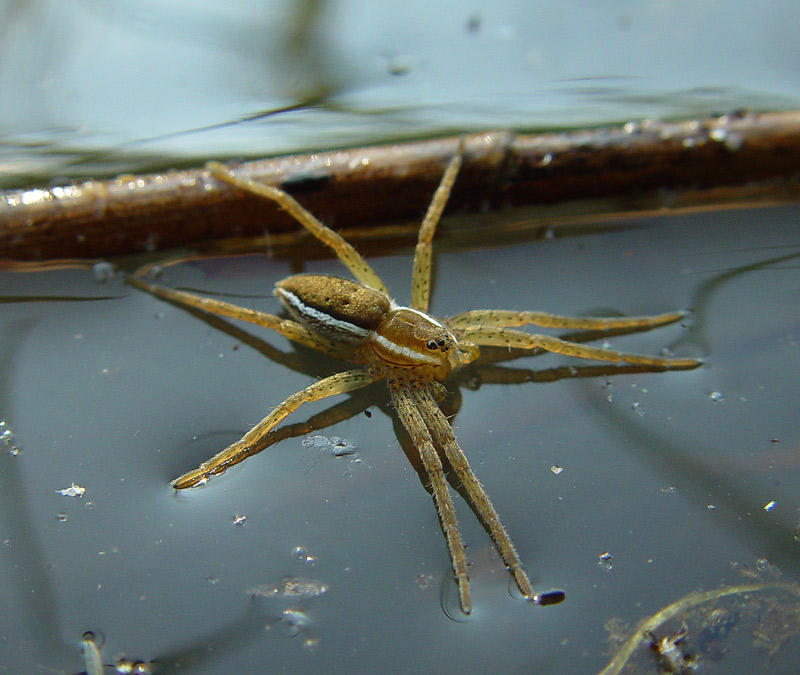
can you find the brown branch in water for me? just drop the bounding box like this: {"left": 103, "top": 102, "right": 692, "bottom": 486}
{"left": 2, "top": 111, "right": 800, "bottom": 261}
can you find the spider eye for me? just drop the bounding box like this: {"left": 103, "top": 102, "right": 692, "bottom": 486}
{"left": 436, "top": 338, "right": 446, "bottom": 347}
{"left": 426, "top": 339, "right": 438, "bottom": 350}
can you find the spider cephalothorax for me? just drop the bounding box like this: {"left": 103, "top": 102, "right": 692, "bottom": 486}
{"left": 130, "top": 139, "right": 700, "bottom": 614}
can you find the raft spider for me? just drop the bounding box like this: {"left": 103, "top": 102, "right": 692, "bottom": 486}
{"left": 130, "top": 140, "right": 700, "bottom": 614}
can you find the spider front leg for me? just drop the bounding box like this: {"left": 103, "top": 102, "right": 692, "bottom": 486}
{"left": 206, "top": 162, "right": 388, "bottom": 295}
{"left": 172, "top": 369, "right": 377, "bottom": 488}
{"left": 391, "top": 385, "right": 473, "bottom": 614}
{"left": 410, "top": 141, "right": 464, "bottom": 313}
{"left": 458, "top": 326, "right": 701, "bottom": 369}
{"left": 447, "top": 308, "right": 688, "bottom": 331}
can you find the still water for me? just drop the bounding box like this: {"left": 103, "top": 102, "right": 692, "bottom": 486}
{"left": 1, "top": 205, "right": 799, "bottom": 673}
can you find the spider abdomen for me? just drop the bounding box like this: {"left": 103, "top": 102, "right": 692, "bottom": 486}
{"left": 275, "top": 273, "right": 390, "bottom": 344}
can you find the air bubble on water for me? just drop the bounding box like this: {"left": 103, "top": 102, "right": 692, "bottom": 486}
{"left": 114, "top": 658, "right": 153, "bottom": 674}
{"left": 598, "top": 552, "right": 613, "bottom": 572}
{"left": 302, "top": 637, "right": 320, "bottom": 653}
{"left": 292, "top": 546, "right": 317, "bottom": 565}
{"left": 56, "top": 513, "right": 68, "bottom": 522}
{"left": 92, "top": 261, "right": 116, "bottom": 283}
{"left": 415, "top": 573, "right": 435, "bottom": 590}
{"left": 248, "top": 577, "right": 329, "bottom": 599}
{"left": 709, "top": 391, "right": 724, "bottom": 403}
{"left": 632, "top": 401, "right": 646, "bottom": 417}
{"left": 756, "top": 558, "right": 771, "bottom": 572}
{"left": 661, "top": 486, "right": 678, "bottom": 494}
{"left": 281, "top": 609, "right": 310, "bottom": 637}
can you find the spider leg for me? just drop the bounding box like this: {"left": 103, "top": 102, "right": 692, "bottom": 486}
{"left": 410, "top": 141, "right": 464, "bottom": 312}
{"left": 206, "top": 162, "right": 388, "bottom": 295}
{"left": 413, "top": 386, "right": 536, "bottom": 603}
{"left": 128, "top": 277, "right": 353, "bottom": 360}
{"left": 459, "top": 326, "right": 701, "bottom": 368}
{"left": 447, "top": 309, "right": 687, "bottom": 331}
{"left": 391, "top": 385, "right": 473, "bottom": 614}
{"left": 172, "top": 369, "right": 378, "bottom": 488}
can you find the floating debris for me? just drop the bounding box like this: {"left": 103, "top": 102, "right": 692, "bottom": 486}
{"left": 232, "top": 514, "right": 247, "bottom": 525}
{"left": 302, "top": 434, "right": 356, "bottom": 457}
{"left": 646, "top": 624, "right": 696, "bottom": 674}
{"left": 709, "top": 391, "right": 724, "bottom": 402}
{"left": 632, "top": 401, "right": 646, "bottom": 417}
{"left": 600, "top": 578, "right": 800, "bottom": 675}
{"left": 764, "top": 501, "right": 777, "bottom": 512}
{"left": 550, "top": 465, "right": 564, "bottom": 475}
{"left": 56, "top": 483, "right": 86, "bottom": 498}
{"left": 0, "top": 421, "right": 20, "bottom": 455}
{"left": 248, "top": 576, "right": 329, "bottom": 599}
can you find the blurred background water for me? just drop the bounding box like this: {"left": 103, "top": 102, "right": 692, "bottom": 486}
{"left": 1, "top": 0, "right": 799, "bottom": 184}
{"left": 2, "top": 2, "right": 800, "bottom": 674}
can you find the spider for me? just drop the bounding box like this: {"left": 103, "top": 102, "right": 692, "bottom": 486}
{"left": 129, "top": 140, "right": 700, "bottom": 615}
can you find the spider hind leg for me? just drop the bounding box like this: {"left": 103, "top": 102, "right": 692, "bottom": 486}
{"left": 391, "top": 384, "right": 473, "bottom": 614}
{"left": 172, "top": 369, "right": 377, "bottom": 489}
{"left": 414, "top": 386, "right": 538, "bottom": 603}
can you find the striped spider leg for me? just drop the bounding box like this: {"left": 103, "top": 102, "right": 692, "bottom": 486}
{"left": 132, "top": 139, "right": 700, "bottom": 615}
